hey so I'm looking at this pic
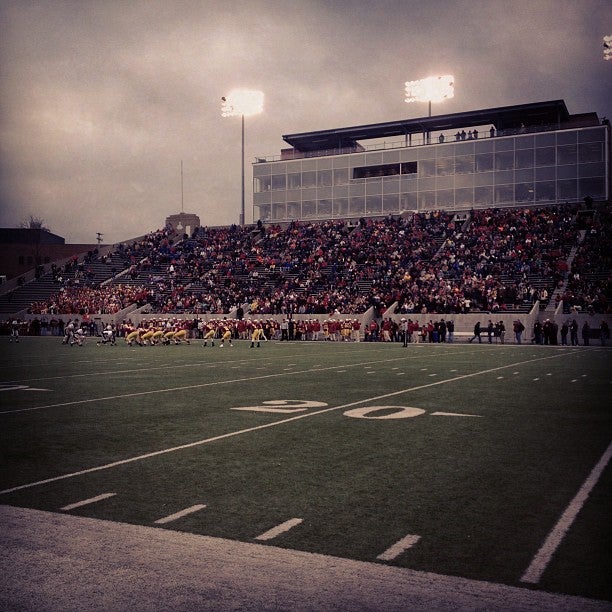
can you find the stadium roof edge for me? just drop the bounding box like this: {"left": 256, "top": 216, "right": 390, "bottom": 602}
{"left": 282, "top": 100, "right": 589, "bottom": 152}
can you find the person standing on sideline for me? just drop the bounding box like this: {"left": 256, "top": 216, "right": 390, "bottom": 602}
{"left": 487, "top": 320, "right": 494, "bottom": 343}
{"left": 469, "top": 321, "right": 482, "bottom": 343}
{"left": 582, "top": 321, "right": 590, "bottom": 346}
{"left": 570, "top": 319, "right": 579, "bottom": 346}
{"left": 446, "top": 319, "right": 454, "bottom": 343}
{"left": 600, "top": 321, "right": 610, "bottom": 346}
{"left": 560, "top": 320, "right": 569, "bottom": 345}
{"left": 513, "top": 320, "right": 525, "bottom": 344}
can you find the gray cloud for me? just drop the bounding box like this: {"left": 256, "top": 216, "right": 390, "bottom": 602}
{"left": 1, "top": 0, "right": 610, "bottom": 243}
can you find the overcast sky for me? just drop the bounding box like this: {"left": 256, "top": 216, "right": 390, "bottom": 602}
{"left": 1, "top": 0, "right": 610, "bottom": 244}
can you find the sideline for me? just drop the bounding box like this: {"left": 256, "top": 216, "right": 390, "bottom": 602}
{"left": 0, "top": 350, "right": 574, "bottom": 495}
{"left": 3, "top": 505, "right": 608, "bottom": 611}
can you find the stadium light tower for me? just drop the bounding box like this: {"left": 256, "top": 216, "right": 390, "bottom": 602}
{"left": 405, "top": 75, "right": 454, "bottom": 116}
{"left": 221, "top": 89, "right": 264, "bottom": 226}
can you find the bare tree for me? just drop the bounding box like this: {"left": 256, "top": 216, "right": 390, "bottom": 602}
{"left": 18, "top": 216, "right": 50, "bottom": 232}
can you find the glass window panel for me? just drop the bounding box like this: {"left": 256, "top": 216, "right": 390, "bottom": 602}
{"left": 455, "top": 188, "right": 474, "bottom": 208}
{"left": 349, "top": 182, "right": 365, "bottom": 196}
{"left": 578, "top": 142, "right": 603, "bottom": 163}
{"left": 317, "top": 169, "right": 332, "bottom": 187}
{"left": 287, "top": 173, "right": 302, "bottom": 189}
{"left": 453, "top": 141, "right": 475, "bottom": 154}
{"left": 254, "top": 191, "right": 271, "bottom": 206}
{"left": 400, "top": 192, "right": 417, "bottom": 211}
{"left": 382, "top": 193, "right": 400, "bottom": 212}
{"left": 536, "top": 132, "right": 556, "bottom": 146}
{"left": 495, "top": 169, "right": 514, "bottom": 184}
{"left": 317, "top": 186, "right": 333, "bottom": 199}
{"left": 333, "top": 168, "right": 349, "bottom": 185}
{"left": 400, "top": 149, "right": 418, "bottom": 162}
{"left": 475, "top": 153, "right": 493, "bottom": 172}
{"left": 557, "top": 180, "right": 577, "bottom": 202}
{"left": 254, "top": 177, "right": 271, "bottom": 192}
{"left": 515, "top": 148, "right": 534, "bottom": 169}
{"left": 557, "top": 145, "right": 577, "bottom": 165}
{"left": 557, "top": 165, "right": 577, "bottom": 179}
{"left": 455, "top": 155, "right": 475, "bottom": 174}
{"left": 474, "top": 186, "right": 494, "bottom": 207}
{"left": 436, "top": 189, "right": 454, "bottom": 208}
{"left": 271, "top": 203, "right": 286, "bottom": 219}
{"left": 535, "top": 181, "right": 556, "bottom": 202}
{"left": 317, "top": 158, "right": 332, "bottom": 170}
{"left": 474, "top": 139, "right": 494, "bottom": 152}
{"left": 256, "top": 203, "right": 271, "bottom": 221}
{"left": 333, "top": 185, "right": 348, "bottom": 198}
{"left": 515, "top": 168, "right": 534, "bottom": 183}
{"left": 495, "top": 150, "right": 514, "bottom": 170}
{"left": 366, "top": 179, "right": 382, "bottom": 195}
{"left": 382, "top": 176, "right": 400, "bottom": 193}
{"left": 333, "top": 198, "right": 349, "bottom": 218}
{"left": 301, "top": 159, "right": 317, "bottom": 171}
{"left": 366, "top": 195, "right": 382, "bottom": 215}
{"left": 556, "top": 130, "right": 576, "bottom": 145}
{"left": 418, "top": 177, "right": 436, "bottom": 191}
{"left": 474, "top": 172, "right": 494, "bottom": 186}
{"left": 419, "top": 159, "right": 436, "bottom": 177}
{"left": 366, "top": 152, "right": 383, "bottom": 165}
{"left": 418, "top": 148, "right": 436, "bottom": 160}
{"left": 578, "top": 177, "right": 605, "bottom": 199}
{"left": 578, "top": 162, "right": 605, "bottom": 178}
{"left": 535, "top": 147, "right": 555, "bottom": 166}
{"left": 535, "top": 166, "right": 556, "bottom": 181}
{"left": 515, "top": 135, "right": 534, "bottom": 149}
{"left": 302, "top": 171, "right": 316, "bottom": 188}
{"left": 333, "top": 156, "right": 350, "bottom": 168}
{"left": 418, "top": 191, "right": 436, "bottom": 210}
{"left": 515, "top": 183, "right": 535, "bottom": 203}
{"left": 454, "top": 173, "right": 474, "bottom": 188}
{"left": 318, "top": 199, "right": 332, "bottom": 217}
{"left": 349, "top": 154, "right": 366, "bottom": 167}
{"left": 494, "top": 138, "right": 514, "bottom": 151}
{"left": 271, "top": 174, "right": 286, "bottom": 190}
{"left": 302, "top": 187, "right": 317, "bottom": 201}
{"left": 578, "top": 127, "right": 605, "bottom": 142}
{"left": 495, "top": 184, "right": 514, "bottom": 204}
{"left": 303, "top": 200, "right": 316, "bottom": 219}
{"left": 287, "top": 201, "right": 301, "bottom": 219}
{"left": 349, "top": 196, "right": 366, "bottom": 215}
{"left": 400, "top": 175, "right": 418, "bottom": 192}
{"left": 253, "top": 164, "right": 271, "bottom": 177}
{"left": 436, "top": 175, "right": 454, "bottom": 190}
{"left": 383, "top": 150, "right": 400, "bottom": 163}
{"left": 436, "top": 157, "right": 454, "bottom": 176}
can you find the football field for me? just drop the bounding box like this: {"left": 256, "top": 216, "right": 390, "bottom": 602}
{"left": 1, "top": 337, "right": 611, "bottom": 608}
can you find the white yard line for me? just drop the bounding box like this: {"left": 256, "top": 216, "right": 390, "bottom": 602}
{"left": 60, "top": 493, "right": 116, "bottom": 511}
{"left": 153, "top": 504, "right": 207, "bottom": 525}
{"left": 376, "top": 534, "right": 421, "bottom": 561}
{"left": 520, "top": 440, "right": 612, "bottom": 584}
{"left": 0, "top": 352, "right": 475, "bottom": 415}
{"left": 255, "top": 518, "right": 303, "bottom": 541}
{"left": 0, "top": 351, "right": 574, "bottom": 496}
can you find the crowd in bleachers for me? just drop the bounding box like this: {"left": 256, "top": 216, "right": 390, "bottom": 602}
{"left": 22, "top": 203, "right": 611, "bottom": 317}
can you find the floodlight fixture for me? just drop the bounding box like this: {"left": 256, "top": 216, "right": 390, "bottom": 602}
{"left": 604, "top": 35, "right": 612, "bottom": 60}
{"left": 221, "top": 89, "right": 264, "bottom": 226}
{"left": 405, "top": 75, "right": 454, "bottom": 116}
{"left": 221, "top": 89, "right": 264, "bottom": 117}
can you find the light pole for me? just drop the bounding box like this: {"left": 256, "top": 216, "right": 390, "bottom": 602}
{"left": 221, "top": 89, "right": 264, "bottom": 226}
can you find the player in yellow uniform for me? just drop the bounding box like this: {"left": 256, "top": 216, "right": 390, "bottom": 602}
{"left": 202, "top": 322, "right": 216, "bottom": 347}
{"left": 219, "top": 324, "right": 233, "bottom": 347}
{"left": 250, "top": 322, "right": 265, "bottom": 348}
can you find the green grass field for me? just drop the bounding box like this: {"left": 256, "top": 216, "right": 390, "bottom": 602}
{"left": 1, "top": 337, "right": 611, "bottom": 603}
